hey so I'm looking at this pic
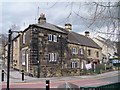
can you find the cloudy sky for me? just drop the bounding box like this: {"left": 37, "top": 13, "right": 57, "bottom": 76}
{"left": 0, "top": 0, "right": 119, "bottom": 40}
{"left": 1, "top": 2, "right": 90, "bottom": 33}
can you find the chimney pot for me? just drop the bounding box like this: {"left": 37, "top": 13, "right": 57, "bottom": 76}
{"left": 65, "top": 23, "right": 72, "bottom": 31}
{"left": 85, "top": 31, "right": 90, "bottom": 37}
{"left": 38, "top": 13, "right": 46, "bottom": 24}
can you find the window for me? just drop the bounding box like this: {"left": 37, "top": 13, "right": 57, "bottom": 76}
{"left": 88, "top": 49, "right": 91, "bottom": 56}
{"left": 48, "top": 34, "right": 52, "bottom": 41}
{"left": 21, "top": 50, "right": 26, "bottom": 65}
{"left": 53, "top": 35, "right": 57, "bottom": 42}
{"left": 72, "top": 48, "right": 78, "bottom": 54}
{"left": 48, "top": 34, "right": 57, "bottom": 42}
{"left": 49, "top": 53, "right": 57, "bottom": 62}
{"left": 54, "top": 53, "right": 57, "bottom": 61}
{"left": 23, "top": 33, "right": 26, "bottom": 44}
{"left": 71, "top": 62, "right": 77, "bottom": 68}
{"left": 96, "top": 51, "right": 99, "bottom": 57}
{"left": 80, "top": 48, "right": 84, "bottom": 54}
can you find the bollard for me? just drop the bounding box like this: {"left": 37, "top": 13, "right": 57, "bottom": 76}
{"left": 21, "top": 70, "right": 24, "bottom": 81}
{"left": 1, "top": 70, "right": 4, "bottom": 81}
{"left": 46, "top": 80, "right": 50, "bottom": 90}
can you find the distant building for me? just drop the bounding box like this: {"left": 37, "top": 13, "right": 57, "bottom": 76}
{"left": 4, "top": 13, "right": 102, "bottom": 77}
{"left": 0, "top": 34, "right": 7, "bottom": 60}
{"left": 0, "top": 34, "right": 3, "bottom": 59}
{"left": 93, "top": 36, "right": 118, "bottom": 63}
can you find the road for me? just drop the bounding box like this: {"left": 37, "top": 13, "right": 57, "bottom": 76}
{"left": 100, "top": 74, "right": 120, "bottom": 83}
{"left": 1, "top": 71, "right": 119, "bottom": 89}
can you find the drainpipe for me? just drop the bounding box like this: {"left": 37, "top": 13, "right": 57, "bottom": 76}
{"left": 37, "top": 33, "right": 40, "bottom": 78}
{"left": 60, "top": 35, "right": 63, "bottom": 76}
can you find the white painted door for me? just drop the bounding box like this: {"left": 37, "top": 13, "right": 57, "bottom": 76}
{"left": 26, "top": 54, "right": 29, "bottom": 72}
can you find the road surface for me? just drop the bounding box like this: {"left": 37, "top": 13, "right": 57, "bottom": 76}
{"left": 1, "top": 71, "right": 119, "bottom": 89}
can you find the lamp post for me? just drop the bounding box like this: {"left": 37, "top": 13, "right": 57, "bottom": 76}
{"left": 6, "top": 29, "right": 12, "bottom": 90}
{"left": 6, "top": 29, "right": 22, "bottom": 90}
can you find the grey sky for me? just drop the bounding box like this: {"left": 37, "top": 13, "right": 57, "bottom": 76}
{"left": 1, "top": 2, "right": 90, "bottom": 34}
{"left": 0, "top": 0, "right": 119, "bottom": 41}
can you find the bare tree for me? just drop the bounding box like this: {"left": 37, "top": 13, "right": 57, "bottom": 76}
{"left": 43, "top": 1, "right": 120, "bottom": 57}
{"left": 46, "top": 2, "right": 119, "bottom": 41}
{"left": 0, "top": 33, "right": 8, "bottom": 59}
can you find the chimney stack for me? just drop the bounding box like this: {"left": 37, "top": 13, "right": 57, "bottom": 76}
{"left": 38, "top": 13, "right": 46, "bottom": 24}
{"left": 65, "top": 23, "right": 72, "bottom": 31}
{"left": 85, "top": 31, "right": 90, "bottom": 37}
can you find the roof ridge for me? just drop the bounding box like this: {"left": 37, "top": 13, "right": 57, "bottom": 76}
{"left": 33, "top": 22, "right": 67, "bottom": 34}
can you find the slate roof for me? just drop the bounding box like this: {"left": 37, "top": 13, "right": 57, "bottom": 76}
{"left": 94, "top": 37, "right": 116, "bottom": 49}
{"left": 68, "top": 32, "right": 101, "bottom": 49}
{"left": 33, "top": 22, "right": 67, "bottom": 34}
{"left": 32, "top": 22, "right": 101, "bottom": 49}
{"left": 95, "top": 38, "right": 107, "bottom": 45}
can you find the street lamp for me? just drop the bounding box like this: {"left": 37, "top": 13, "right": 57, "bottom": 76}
{"left": 6, "top": 29, "right": 22, "bottom": 90}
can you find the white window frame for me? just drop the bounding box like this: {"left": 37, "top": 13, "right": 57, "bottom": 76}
{"left": 49, "top": 53, "right": 57, "bottom": 62}
{"left": 88, "top": 49, "right": 91, "bottom": 56}
{"left": 23, "top": 33, "right": 26, "bottom": 44}
{"left": 48, "top": 34, "right": 52, "bottom": 41}
{"left": 80, "top": 48, "right": 84, "bottom": 54}
{"left": 71, "top": 61, "right": 77, "bottom": 68}
{"left": 54, "top": 53, "right": 57, "bottom": 61}
{"left": 51, "top": 53, "right": 54, "bottom": 61}
{"left": 21, "top": 50, "right": 26, "bottom": 65}
{"left": 72, "top": 48, "right": 77, "bottom": 54}
{"left": 71, "top": 62, "right": 75, "bottom": 68}
{"left": 53, "top": 35, "right": 57, "bottom": 42}
{"left": 48, "top": 53, "right": 51, "bottom": 62}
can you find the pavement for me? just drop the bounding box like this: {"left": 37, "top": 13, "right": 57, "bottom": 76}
{"left": 0, "top": 64, "right": 120, "bottom": 88}
{"left": 1, "top": 67, "right": 119, "bottom": 83}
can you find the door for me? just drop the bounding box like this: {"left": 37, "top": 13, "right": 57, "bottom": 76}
{"left": 26, "top": 53, "right": 29, "bottom": 72}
